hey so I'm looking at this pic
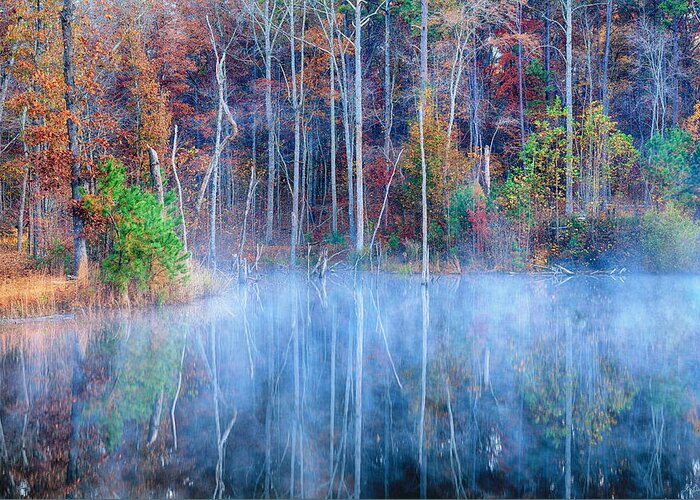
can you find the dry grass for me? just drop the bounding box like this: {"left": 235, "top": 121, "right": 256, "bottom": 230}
{"left": 180, "top": 261, "right": 233, "bottom": 299}
{"left": 0, "top": 236, "right": 74, "bottom": 319}
{"left": 0, "top": 237, "right": 230, "bottom": 320}
{"left": 0, "top": 273, "right": 76, "bottom": 319}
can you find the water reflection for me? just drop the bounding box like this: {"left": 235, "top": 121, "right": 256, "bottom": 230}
{"left": 0, "top": 273, "right": 699, "bottom": 498}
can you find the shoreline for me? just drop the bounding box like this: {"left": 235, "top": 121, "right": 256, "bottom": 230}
{"left": 3, "top": 256, "right": 697, "bottom": 323}
{"left": 0, "top": 244, "right": 230, "bottom": 321}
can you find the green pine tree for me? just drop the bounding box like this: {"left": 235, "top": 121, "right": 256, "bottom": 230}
{"left": 84, "top": 158, "right": 189, "bottom": 294}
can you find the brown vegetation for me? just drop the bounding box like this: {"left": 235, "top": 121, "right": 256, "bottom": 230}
{"left": 0, "top": 237, "right": 75, "bottom": 319}
{"left": 0, "top": 237, "right": 227, "bottom": 320}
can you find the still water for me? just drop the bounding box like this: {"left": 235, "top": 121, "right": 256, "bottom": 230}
{"left": 0, "top": 273, "right": 699, "bottom": 498}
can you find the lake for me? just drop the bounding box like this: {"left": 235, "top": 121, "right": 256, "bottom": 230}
{"left": 0, "top": 273, "right": 699, "bottom": 498}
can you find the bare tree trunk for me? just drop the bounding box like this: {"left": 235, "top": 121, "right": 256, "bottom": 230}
{"left": 354, "top": 0, "right": 365, "bottom": 251}
{"left": 0, "top": 48, "right": 16, "bottom": 127}
{"left": 61, "top": 0, "right": 88, "bottom": 279}
{"left": 564, "top": 0, "right": 574, "bottom": 215}
{"left": 483, "top": 145, "right": 491, "bottom": 196}
{"left": 670, "top": 17, "right": 680, "bottom": 127}
{"left": 207, "top": 114, "right": 222, "bottom": 269}
{"left": 329, "top": 304, "right": 337, "bottom": 481}
{"left": 0, "top": 49, "right": 17, "bottom": 220}
{"left": 17, "top": 110, "right": 28, "bottom": 253}
{"left": 333, "top": 14, "right": 355, "bottom": 243}
{"left": 354, "top": 284, "right": 364, "bottom": 498}
{"left": 545, "top": 0, "right": 552, "bottom": 104}
{"left": 147, "top": 387, "right": 165, "bottom": 446}
{"left": 444, "top": 24, "right": 468, "bottom": 243}
{"left": 330, "top": 49, "right": 338, "bottom": 234}
{"left": 28, "top": 2, "right": 44, "bottom": 259}
{"left": 419, "top": 0, "right": 429, "bottom": 284}
{"left": 28, "top": 176, "right": 35, "bottom": 257}
{"left": 171, "top": 335, "right": 187, "bottom": 451}
{"left": 584, "top": 11, "right": 594, "bottom": 108}
{"left": 383, "top": 0, "right": 393, "bottom": 164}
{"left": 419, "top": 285, "right": 429, "bottom": 497}
{"left": 288, "top": 0, "right": 307, "bottom": 265}
{"left": 601, "top": 0, "right": 612, "bottom": 114}
{"left": 170, "top": 125, "right": 189, "bottom": 255}
{"left": 147, "top": 146, "right": 165, "bottom": 213}
{"left": 445, "top": 32, "right": 467, "bottom": 165}
{"left": 238, "top": 159, "right": 259, "bottom": 277}
{"left": 370, "top": 151, "right": 401, "bottom": 254}
{"left": 342, "top": 64, "right": 355, "bottom": 243}
{"left": 264, "top": 0, "right": 277, "bottom": 244}
{"left": 565, "top": 318, "right": 573, "bottom": 499}
{"left": 517, "top": 0, "right": 526, "bottom": 149}
{"left": 203, "top": 17, "right": 239, "bottom": 268}
{"left": 469, "top": 37, "right": 482, "bottom": 151}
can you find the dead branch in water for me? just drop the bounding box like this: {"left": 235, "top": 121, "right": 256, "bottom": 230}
{"left": 527, "top": 264, "right": 627, "bottom": 277}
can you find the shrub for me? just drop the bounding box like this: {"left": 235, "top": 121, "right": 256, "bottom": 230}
{"left": 640, "top": 205, "right": 700, "bottom": 272}
{"left": 83, "top": 158, "right": 189, "bottom": 294}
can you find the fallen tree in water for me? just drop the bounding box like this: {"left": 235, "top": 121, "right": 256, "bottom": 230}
{"left": 530, "top": 264, "right": 627, "bottom": 276}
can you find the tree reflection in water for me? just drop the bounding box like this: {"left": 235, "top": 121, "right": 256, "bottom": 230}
{"left": 0, "top": 273, "right": 698, "bottom": 498}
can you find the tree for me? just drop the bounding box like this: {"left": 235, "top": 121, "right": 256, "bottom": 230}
{"left": 311, "top": 0, "right": 343, "bottom": 237}
{"left": 576, "top": 103, "right": 638, "bottom": 213}
{"left": 83, "top": 158, "right": 188, "bottom": 294}
{"left": 633, "top": 17, "right": 672, "bottom": 139}
{"left": 354, "top": 0, "right": 365, "bottom": 252}
{"left": 248, "top": 0, "right": 282, "bottom": 244}
{"left": 563, "top": 0, "right": 574, "bottom": 214}
{"left": 601, "top": 0, "right": 613, "bottom": 114}
{"left": 61, "top": 0, "right": 87, "bottom": 279}
{"left": 0, "top": 0, "right": 18, "bottom": 128}
{"left": 517, "top": 98, "right": 567, "bottom": 222}
{"left": 644, "top": 127, "right": 693, "bottom": 203}
{"left": 199, "top": 13, "right": 239, "bottom": 269}
{"left": 419, "top": 0, "right": 429, "bottom": 284}
{"left": 287, "top": 0, "right": 306, "bottom": 264}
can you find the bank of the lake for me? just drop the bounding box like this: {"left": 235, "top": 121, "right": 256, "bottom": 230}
{"left": 0, "top": 240, "right": 228, "bottom": 320}
{"left": 3, "top": 233, "right": 699, "bottom": 321}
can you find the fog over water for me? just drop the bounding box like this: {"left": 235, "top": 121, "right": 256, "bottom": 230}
{"left": 0, "top": 273, "right": 699, "bottom": 498}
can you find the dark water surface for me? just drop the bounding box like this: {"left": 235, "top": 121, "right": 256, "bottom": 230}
{"left": 1, "top": 273, "right": 699, "bottom": 498}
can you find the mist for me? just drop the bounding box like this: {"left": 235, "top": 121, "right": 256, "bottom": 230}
{"left": 0, "top": 273, "right": 699, "bottom": 498}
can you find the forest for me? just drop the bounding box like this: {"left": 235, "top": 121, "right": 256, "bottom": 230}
{"left": 0, "top": 0, "right": 700, "bottom": 308}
